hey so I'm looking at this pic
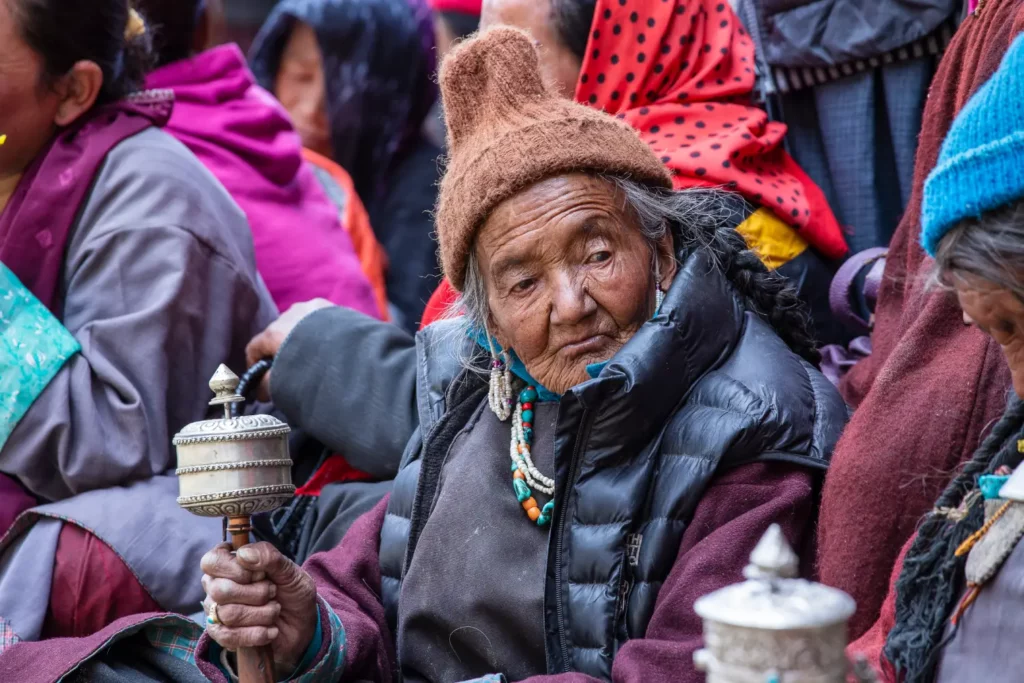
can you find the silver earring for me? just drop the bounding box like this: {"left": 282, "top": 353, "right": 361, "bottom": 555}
{"left": 654, "top": 259, "right": 665, "bottom": 311}
{"left": 486, "top": 333, "right": 513, "bottom": 421}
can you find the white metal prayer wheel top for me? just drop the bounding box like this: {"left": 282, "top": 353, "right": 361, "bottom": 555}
{"left": 693, "top": 524, "right": 856, "bottom": 683}
{"left": 173, "top": 365, "right": 294, "bottom": 517}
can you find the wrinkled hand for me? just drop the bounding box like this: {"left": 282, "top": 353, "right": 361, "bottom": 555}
{"left": 201, "top": 542, "right": 318, "bottom": 678}
{"left": 245, "top": 299, "right": 334, "bottom": 401}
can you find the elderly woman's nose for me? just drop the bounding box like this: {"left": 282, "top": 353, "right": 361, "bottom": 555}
{"left": 550, "top": 274, "right": 596, "bottom": 324}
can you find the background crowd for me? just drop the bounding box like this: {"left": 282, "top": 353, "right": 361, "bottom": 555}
{"left": 0, "top": 0, "right": 1023, "bottom": 681}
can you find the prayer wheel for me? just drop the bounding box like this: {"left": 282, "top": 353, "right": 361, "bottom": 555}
{"left": 693, "top": 524, "right": 872, "bottom": 683}
{"left": 173, "top": 364, "right": 294, "bottom": 683}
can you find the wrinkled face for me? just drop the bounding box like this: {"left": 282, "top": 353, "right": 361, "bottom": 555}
{"left": 481, "top": 0, "right": 581, "bottom": 99}
{"left": 477, "top": 174, "right": 676, "bottom": 394}
{"left": 0, "top": 0, "right": 62, "bottom": 184}
{"left": 274, "top": 20, "right": 331, "bottom": 158}
{"left": 953, "top": 273, "right": 1024, "bottom": 398}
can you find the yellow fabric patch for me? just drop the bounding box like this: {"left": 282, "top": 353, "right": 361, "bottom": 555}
{"left": 735, "top": 208, "right": 809, "bottom": 270}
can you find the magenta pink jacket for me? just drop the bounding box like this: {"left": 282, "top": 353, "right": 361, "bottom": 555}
{"left": 146, "top": 45, "right": 380, "bottom": 317}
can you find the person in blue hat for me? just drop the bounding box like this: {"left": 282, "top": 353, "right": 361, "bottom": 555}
{"left": 883, "top": 33, "right": 1024, "bottom": 683}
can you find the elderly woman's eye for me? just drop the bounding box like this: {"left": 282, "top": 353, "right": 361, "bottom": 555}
{"left": 512, "top": 278, "right": 535, "bottom": 293}
{"left": 587, "top": 251, "right": 612, "bottom": 264}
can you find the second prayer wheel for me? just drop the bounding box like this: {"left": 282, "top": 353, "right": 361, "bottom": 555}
{"left": 693, "top": 524, "right": 858, "bottom": 683}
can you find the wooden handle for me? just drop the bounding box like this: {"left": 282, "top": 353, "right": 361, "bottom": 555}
{"left": 228, "top": 516, "right": 276, "bottom": 683}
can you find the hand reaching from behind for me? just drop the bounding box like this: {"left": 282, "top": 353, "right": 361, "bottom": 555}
{"left": 245, "top": 298, "right": 334, "bottom": 401}
{"left": 202, "top": 542, "right": 319, "bottom": 678}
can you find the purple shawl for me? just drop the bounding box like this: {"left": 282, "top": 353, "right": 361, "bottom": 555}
{"left": 0, "top": 92, "right": 172, "bottom": 314}
{"left": 0, "top": 91, "right": 172, "bottom": 537}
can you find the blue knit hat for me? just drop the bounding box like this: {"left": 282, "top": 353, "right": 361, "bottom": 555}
{"left": 921, "top": 34, "right": 1024, "bottom": 257}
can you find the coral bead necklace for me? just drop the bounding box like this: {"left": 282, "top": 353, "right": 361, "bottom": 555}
{"left": 509, "top": 386, "right": 555, "bottom": 526}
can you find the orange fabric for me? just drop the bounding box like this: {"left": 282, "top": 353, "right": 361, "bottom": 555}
{"left": 577, "top": 0, "right": 847, "bottom": 260}
{"left": 302, "top": 148, "right": 389, "bottom": 319}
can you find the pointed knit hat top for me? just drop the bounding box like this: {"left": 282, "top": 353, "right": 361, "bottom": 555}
{"left": 436, "top": 26, "right": 672, "bottom": 291}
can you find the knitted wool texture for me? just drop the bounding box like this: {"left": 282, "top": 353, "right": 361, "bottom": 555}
{"left": 921, "top": 34, "right": 1024, "bottom": 256}
{"left": 435, "top": 26, "right": 673, "bottom": 291}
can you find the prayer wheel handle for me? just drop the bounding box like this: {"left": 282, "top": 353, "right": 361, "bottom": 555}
{"left": 228, "top": 358, "right": 280, "bottom": 683}
{"left": 230, "top": 358, "right": 273, "bottom": 418}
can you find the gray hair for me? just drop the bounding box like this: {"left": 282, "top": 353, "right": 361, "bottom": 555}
{"left": 445, "top": 174, "right": 819, "bottom": 364}
{"left": 932, "top": 198, "right": 1024, "bottom": 299}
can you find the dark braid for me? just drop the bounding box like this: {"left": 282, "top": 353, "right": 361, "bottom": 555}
{"left": 707, "top": 220, "right": 821, "bottom": 365}
{"left": 611, "top": 177, "right": 820, "bottom": 365}
{"left": 885, "top": 395, "right": 1024, "bottom": 682}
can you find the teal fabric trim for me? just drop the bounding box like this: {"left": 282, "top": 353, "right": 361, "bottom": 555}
{"left": 585, "top": 361, "right": 608, "bottom": 379}
{"left": 285, "top": 607, "right": 322, "bottom": 680}
{"left": 980, "top": 474, "right": 1012, "bottom": 500}
{"left": 468, "top": 328, "right": 559, "bottom": 402}
{"left": 0, "top": 263, "right": 80, "bottom": 450}
{"left": 289, "top": 599, "right": 346, "bottom": 683}
{"left": 144, "top": 618, "right": 203, "bottom": 664}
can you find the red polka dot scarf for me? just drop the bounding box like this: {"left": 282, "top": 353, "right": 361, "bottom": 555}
{"left": 577, "top": 0, "right": 848, "bottom": 260}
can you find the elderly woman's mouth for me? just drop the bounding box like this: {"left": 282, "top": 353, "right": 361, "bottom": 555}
{"left": 559, "top": 334, "right": 613, "bottom": 358}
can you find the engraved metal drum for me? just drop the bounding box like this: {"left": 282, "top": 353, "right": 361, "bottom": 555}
{"left": 173, "top": 365, "right": 294, "bottom": 517}
{"left": 693, "top": 525, "right": 859, "bottom": 683}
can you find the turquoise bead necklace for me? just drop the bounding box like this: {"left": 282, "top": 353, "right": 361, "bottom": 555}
{"left": 509, "top": 385, "right": 555, "bottom": 526}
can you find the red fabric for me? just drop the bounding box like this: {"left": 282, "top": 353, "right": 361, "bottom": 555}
{"left": 428, "top": 0, "right": 481, "bottom": 14}
{"left": 417, "top": 0, "right": 849, "bottom": 331}
{"left": 40, "top": 524, "right": 161, "bottom": 639}
{"left": 419, "top": 278, "right": 459, "bottom": 329}
{"left": 577, "top": 0, "right": 847, "bottom": 260}
{"left": 846, "top": 537, "right": 911, "bottom": 683}
{"left": 295, "top": 454, "right": 375, "bottom": 496}
{"left": 0, "top": 94, "right": 171, "bottom": 312}
{"left": 818, "top": 0, "right": 1024, "bottom": 638}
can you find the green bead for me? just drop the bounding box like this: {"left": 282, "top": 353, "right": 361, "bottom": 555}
{"left": 519, "top": 387, "right": 538, "bottom": 403}
{"left": 513, "top": 478, "right": 531, "bottom": 502}
{"left": 542, "top": 500, "right": 555, "bottom": 516}
{"left": 537, "top": 514, "right": 551, "bottom": 526}
{"left": 524, "top": 427, "right": 534, "bottom": 443}
{"left": 521, "top": 409, "right": 534, "bottom": 424}
{"left": 511, "top": 462, "right": 519, "bottom": 472}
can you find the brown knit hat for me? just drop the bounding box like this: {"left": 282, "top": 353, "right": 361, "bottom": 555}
{"left": 436, "top": 26, "right": 673, "bottom": 291}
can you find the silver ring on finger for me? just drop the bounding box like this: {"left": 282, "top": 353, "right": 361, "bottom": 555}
{"left": 206, "top": 600, "right": 221, "bottom": 627}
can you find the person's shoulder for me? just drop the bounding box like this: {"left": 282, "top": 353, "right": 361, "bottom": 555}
{"left": 72, "top": 127, "right": 257, "bottom": 269}
{"left": 690, "top": 314, "right": 848, "bottom": 467}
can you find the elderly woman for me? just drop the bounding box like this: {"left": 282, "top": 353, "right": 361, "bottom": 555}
{"left": 0, "top": 0, "right": 274, "bottom": 645}
{"left": 843, "top": 35, "right": 1024, "bottom": 683}
{"left": 0, "top": 26, "right": 845, "bottom": 683}
{"left": 420, "top": 0, "right": 850, "bottom": 344}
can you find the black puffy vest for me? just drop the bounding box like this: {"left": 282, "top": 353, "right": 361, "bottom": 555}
{"left": 379, "top": 249, "right": 848, "bottom": 680}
